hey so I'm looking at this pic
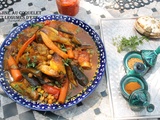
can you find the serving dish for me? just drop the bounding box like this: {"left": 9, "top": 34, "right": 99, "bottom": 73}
{"left": 100, "top": 17, "right": 160, "bottom": 119}
{"left": 0, "top": 14, "right": 106, "bottom": 111}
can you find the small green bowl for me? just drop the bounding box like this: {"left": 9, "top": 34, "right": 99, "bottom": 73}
{"left": 120, "top": 74, "right": 148, "bottom": 100}
{"left": 123, "top": 51, "right": 150, "bottom": 76}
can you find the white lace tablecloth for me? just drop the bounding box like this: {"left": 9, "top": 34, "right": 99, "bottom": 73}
{"left": 0, "top": 0, "right": 160, "bottom": 120}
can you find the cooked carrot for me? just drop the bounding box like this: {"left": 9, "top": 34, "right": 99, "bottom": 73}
{"left": 40, "top": 31, "right": 68, "bottom": 59}
{"left": 7, "top": 55, "right": 22, "bottom": 81}
{"left": 16, "top": 34, "right": 36, "bottom": 63}
{"left": 44, "top": 20, "right": 51, "bottom": 25}
{"left": 67, "top": 46, "right": 74, "bottom": 58}
{"left": 58, "top": 77, "right": 69, "bottom": 104}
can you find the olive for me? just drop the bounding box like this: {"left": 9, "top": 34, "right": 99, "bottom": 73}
{"left": 133, "top": 62, "right": 145, "bottom": 73}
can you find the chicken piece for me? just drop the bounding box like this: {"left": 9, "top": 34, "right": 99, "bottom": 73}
{"left": 36, "top": 43, "right": 49, "bottom": 55}
{"left": 19, "top": 42, "right": 49, "bottom": 66}
{"left": 78, "top": 51, "right": 91, "bottom": 69}
{"left": 73, "top": 49, "right": 91, "bottom": 69}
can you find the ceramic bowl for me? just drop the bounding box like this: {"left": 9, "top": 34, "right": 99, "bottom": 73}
{"left": 0, "top": 14, "right": 106, "bottom": 111}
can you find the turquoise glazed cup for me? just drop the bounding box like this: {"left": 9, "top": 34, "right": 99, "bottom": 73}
{"left": 120, "top": 74, "right": 154, "bottom": 112}
{"left": 123, "top": 51, "right": 150, "bottom": 76}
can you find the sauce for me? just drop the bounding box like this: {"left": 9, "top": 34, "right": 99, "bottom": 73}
{"left": 4, "top": 20, "right": 99, "bottom": 102}
{"left": 125, "top": 82, "right": 141, "bottom": 94}
{"left": 56, "top": 0, "right": 80, "bottom": 16}
{"left": 64, "top": 22, "right": 99, "bottom": 97}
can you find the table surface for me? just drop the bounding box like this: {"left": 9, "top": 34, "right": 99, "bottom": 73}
{"left": 0, "top": 0, "right": 160, "bottom": 120}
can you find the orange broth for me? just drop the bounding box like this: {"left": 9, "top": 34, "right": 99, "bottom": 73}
{"left": 3, "top": 20, "right": 99, "bottom": 102}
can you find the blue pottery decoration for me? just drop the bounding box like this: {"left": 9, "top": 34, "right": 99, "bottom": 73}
{"left": 120, "top": 74, "right": 154, "bottom": 112}
{"left": 120, "top": 46, "right": 160, "bottom": 112}
{"left": 0, "top": 14, "right": 106, "bottom": 111}
{"left": 123, "top": 51, "right": 149, "bottom": 76}
{"left": 120, "top": 74, "right": 148, "bottom": 100}
{"left": 129, "top": 89, "right": 154, "bottom": 112}
{"left": 141, "top": 46, "right": 160, "bottom": 67}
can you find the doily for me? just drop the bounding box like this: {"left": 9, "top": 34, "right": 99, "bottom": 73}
{"left": 85, "top": 0, "right": 155, "bottom": 10}
{"left": 0, "top": 0, "right": 21, "bottom": 10}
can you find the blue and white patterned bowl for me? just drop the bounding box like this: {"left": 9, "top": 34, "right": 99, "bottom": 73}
{"left": 0, "top": 14, "right": 106, "bottom": 111}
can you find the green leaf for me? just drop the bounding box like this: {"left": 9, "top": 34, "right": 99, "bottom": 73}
{"left": 60, "top": 44, "right": 67, "bottom": 52}
{"left": 63, "top": 58, "right": 71, "bottom": 66}
{"left": 31, "top": 23, "right": 44, "bottom": 28}
{"left": 112, "top": 35, "right": 149, "bottom": 53}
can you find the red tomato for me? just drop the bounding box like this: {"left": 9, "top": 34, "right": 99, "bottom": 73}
{"left": 42, "top": 84, "right": 60, "bottom": 99}
{"left": 56, "top": 0, "right": 79, "bottom": 16}
{"left": 44, "top": 20, "right": 51, "bottom": 25}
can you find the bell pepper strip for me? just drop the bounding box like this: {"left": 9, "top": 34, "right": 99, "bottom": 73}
{"left": 7, "top": 55, "right": 22, "bottom": 81}
{"left": 40, "top": 31, "right": 68, "bottom": 59}
{"left": 16, "top": 34, "right": 36, "bottom": 63}
{"left": 58, "top": 77, "right": 69, "bottom": 104}
{"left": 42, "top": 84, "right": 60, "bottom": 99}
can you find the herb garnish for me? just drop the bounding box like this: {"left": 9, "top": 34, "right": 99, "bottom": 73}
{"left": 63, "top": 58, "right": 71, "bottom": 66}
{"left": 31, "top": 23, "right": 44, "bottom": 28}
{"left": 60, "top": 44, "right": 67, "bottom": 52}
{"left": 112, "top": 35, "right": 149, "bottom": 53}
{"left": 26, "top": 55, "right": 37, "bottom": 68}
{"left": 31, "top": 86, "right": 40, "bottom": 92}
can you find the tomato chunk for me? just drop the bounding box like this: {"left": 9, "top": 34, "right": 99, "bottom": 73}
{"left": 42, "top": 84, "right": 60, "bottom": 99}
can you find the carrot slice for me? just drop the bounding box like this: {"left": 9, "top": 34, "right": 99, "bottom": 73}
{"left": 16, "top": 34, "right": 36, "bottom": 63}
{"left": 7, "top": 55, "right": 22, "bottom": 81}
{"left": 67, "top": 46, "right": 74, "bottom": 58}
{"left": 58, "top": 77, "right": 69, "bottom": 104}
{"left": 40, "top": 31, "right": 68, "bottom": 59}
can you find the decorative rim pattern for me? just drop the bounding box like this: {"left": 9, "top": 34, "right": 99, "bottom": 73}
{"left": 0, "top": 14, "right": 106, "bottom": 111}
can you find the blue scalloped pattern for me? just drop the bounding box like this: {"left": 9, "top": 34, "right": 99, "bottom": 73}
{"left": 0, "top": 14, "right": 106, "bottom": 111}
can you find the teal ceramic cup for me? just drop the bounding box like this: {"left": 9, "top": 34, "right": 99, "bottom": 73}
{"left": 120, "top": 46, "right": 160, "bottom": 112}
{"left": 120, "top": 74, "right": 154, "bottom": 112}
{"left": 123, "top": 51, "right": 150, "bottom": 76}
